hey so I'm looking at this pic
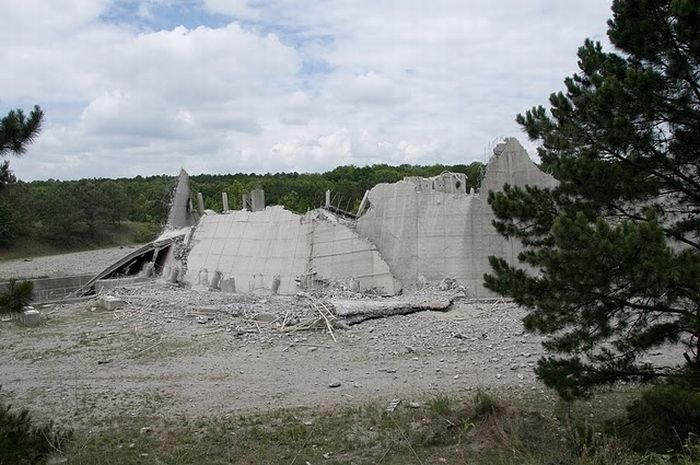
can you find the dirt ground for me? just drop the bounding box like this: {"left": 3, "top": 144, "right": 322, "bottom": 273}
{"left": 0, "top": 245, "right": 142, "bottom": 280}
{"left": 0, "top": 248, "right": 677, "bottom": 431}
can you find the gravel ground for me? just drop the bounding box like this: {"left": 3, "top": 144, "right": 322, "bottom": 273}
{"left": 0, "top": 245, "right": 143, "bottom": 280}
{"left": 0, "top": 256, "right": 680, "bottom": 429}
{"left": 0, "top": 282, "right": 552, "bottom": 427}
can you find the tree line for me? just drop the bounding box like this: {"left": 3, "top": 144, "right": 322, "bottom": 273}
{"left": 0, "top": 162, "right": 484, "bottom": 247}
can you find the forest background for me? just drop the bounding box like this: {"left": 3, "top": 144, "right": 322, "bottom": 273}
{"left": 0, "top": 162, "right": 484, "bottom": 256}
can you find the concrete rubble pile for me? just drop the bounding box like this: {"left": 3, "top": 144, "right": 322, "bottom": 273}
{"left": 87, "top": 281, "right": 544, "bottom": 383}
{"left": 85, "top": 137, "right": 557, "bottom": 325}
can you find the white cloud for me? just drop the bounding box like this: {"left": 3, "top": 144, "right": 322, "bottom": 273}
{"left": 202, "top": 0, "right": 260, "bottom": 20}
{"left": 1, "top": 0, "right": 613, "bottom": 180}
{"left": 271, "top": 128, "right": 353, "bottom": 167}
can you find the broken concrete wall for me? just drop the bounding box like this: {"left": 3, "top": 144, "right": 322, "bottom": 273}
{"left": 183, "top": 207, "right": 398, "bottom": 296}
{"left": 356, "top": 138, "right": 557, "bottom": 297}
{"left": 310, "top": 215, "right": 399, "bottom": 294}
{"left": 94, "top": 137, "right": 556, "bottom": 300}
{"left": 355, "top": 181, "right": 483, "bottom": 293}
{"left": 185, "top": 206, "right": 309, "bottom": 295}
{"left": 0, "top": 275, "right": 94, "bottom": 303}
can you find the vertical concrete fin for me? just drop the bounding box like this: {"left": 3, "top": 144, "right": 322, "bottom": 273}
{"left": 251, "top": 189, "right": 265, "bottom": 212}
{"left": 197, "top": 192, "right": 205, "bottom": 215}
{"left": 222, "top": 192, "right": 230, "bottom": 212}
{"left": 165, "top": 169, "right": 197, "bottom": 229}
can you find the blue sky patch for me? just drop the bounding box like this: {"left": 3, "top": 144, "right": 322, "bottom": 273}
{"left": 101, "top": 0, "right": 230, "bottom": 31}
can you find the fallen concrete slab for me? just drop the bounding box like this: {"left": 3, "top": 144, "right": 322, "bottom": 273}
{"left": 331, "top": 297, "right": 452, "bottom": 325}
{"left": 75, "top": 234, "right": 184, "bottom": 297}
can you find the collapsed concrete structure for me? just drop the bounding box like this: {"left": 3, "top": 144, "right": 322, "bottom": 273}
{"left": 82, "top": 137, "right": 556, "bottom": 299}
{"left": 356, "top": 138, "right": 557, "bottom": 295}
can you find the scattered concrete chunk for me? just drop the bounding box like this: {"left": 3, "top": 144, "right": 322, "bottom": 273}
{"left": 253, "top": 312, "right": 277, "bottom": 323}
{"left": 191, "top": 305, "right": 218, "bottom": 316}
{"left": 15, "top": 306, "right": 44, "bottom": 327}
{"left": 386, "top": 398, "right": 401, "bottom": 412}
{"left": 220, "top": 276, "right": 236, "bottom": 293}
{"left": 97, "top": 295, "right": 127, "bottom": 311}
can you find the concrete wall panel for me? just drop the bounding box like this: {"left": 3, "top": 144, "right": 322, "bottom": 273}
{"left": 356, "top": 138, "right": 556, "bottom": 297}
{"left": 184, "top": 206, "right": 398, "bottom": 295}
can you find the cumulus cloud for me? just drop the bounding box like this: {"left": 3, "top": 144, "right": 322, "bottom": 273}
{"left": 1, "top": 0, "right": 612, "bottom": 180}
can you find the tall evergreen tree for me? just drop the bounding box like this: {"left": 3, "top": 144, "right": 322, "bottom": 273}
{"left": 484, "top": 0, "right": 700, "bottom": 400}
{"left": 0, "top": 105, "right": 43, "bottom": 189}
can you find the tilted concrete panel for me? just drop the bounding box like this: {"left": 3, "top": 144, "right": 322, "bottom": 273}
{"left": 311, "top": 220, "right": 399, "bottom": 294}
{"left": 185, "top": 207, "right": 310, "bottom": 295}
{"left": 183, "top": 207, "right": 398, "bottom": 295}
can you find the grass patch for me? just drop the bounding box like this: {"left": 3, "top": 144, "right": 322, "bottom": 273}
{"left": 63, "top": 389, "right": 689, "bottom": 465}
{"left": 428, "top": 395, "right": 451, "bottom": 415}
{"left": 8, "top": 388, "right": 695, "bottom": 465}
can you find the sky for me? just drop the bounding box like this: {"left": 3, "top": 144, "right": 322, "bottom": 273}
{"left": 1, "top": 0, "right": 613, "bottom": 180}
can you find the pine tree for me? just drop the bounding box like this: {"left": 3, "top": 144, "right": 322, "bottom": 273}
{"left": 484, "top": 0, "right": 700, "bottom": 400}
{"left": 0, "top": 105, "right": 43, "bottom": 189}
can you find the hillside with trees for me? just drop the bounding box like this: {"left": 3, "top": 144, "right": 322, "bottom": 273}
{"left": 0, "top": 162, "right": 484, "bottom": 255}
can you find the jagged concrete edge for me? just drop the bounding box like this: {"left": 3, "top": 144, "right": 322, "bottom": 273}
{"left": 74, "top": 235, "right": 182, "bottom": 297}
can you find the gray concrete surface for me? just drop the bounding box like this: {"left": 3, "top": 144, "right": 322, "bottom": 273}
{"left": 0, "top": 274, "right": 94, "bottom": 303}
{"left": 183, "top": 207, "right": 397, "bottom": 295}
{"left": 165, "top": 169, "right": 197, "bottom": 229}
{"left": 102, "top": 137, "right": 557, "bottom": 298}
{"left": 357, "top": 137, "right": 557, "bottom": 297}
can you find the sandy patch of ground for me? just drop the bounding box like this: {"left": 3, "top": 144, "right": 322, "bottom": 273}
{"left": 0, "top": 245, "right": 142, "bottom": 280}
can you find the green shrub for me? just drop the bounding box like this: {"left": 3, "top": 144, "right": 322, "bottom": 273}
{"left": 131, "top": 222, "right": 161, "bottom": 243}
{"left": 0, "top": 389, "right": 71, "bottom": 465}
{"left": 429, "top": 395, "right": 452, "bottom": 415}
{"left": 473, "top": 389, "right": 502, "bottom": 417}
{"left": 0, "top": 280, "right": 33, "bottom": 314}
{"left": 621, "top": 382, "right": 700, "bottom": 454}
